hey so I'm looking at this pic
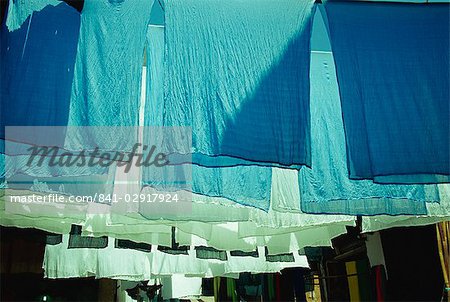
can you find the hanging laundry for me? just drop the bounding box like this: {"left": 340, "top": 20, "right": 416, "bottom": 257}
{"left": 0, "top": 2, "right": 113, "bottom": 195}
{"left": 66, "top": 0, "right": 153, "bottom": 151}
{"left": 1, "top": 2, "right": 80, "bottom": 140}
{"left": 43, "top": 232, "right": 310, "bottom": 279}
{"left": 195, "top": 246, "right": 228, "bottom": 261}
{"left": 160, "top": 275, "right": 202, "bottom": 300}
{"left": 372, "top": 265, "right": 387, "bottom": 302}
{"left": 265, "top": 248, "right": 295, "bottom": 263}
{"left": 68, "top": 225, "right": 108, "bottom": 249}
{"left": 191, "top": 166, "right": 272, "bottom": 210}
{"left": 236, "top": 273, "right": 263, "bottom": 300}
{"left": 143, "top": 24, "right": 272, "bottom": 210}
{"left": 5, "top": 0, "right": 61, "bottom": 32}
{"left": 271, "top": 168, "right": 302, "bottom": 213}
{"left": 156, "top": 0, "right": 316, "bottom": 168}
{"left": 300, "top": 52, "right": 440, "bottom": 215}
{"left": 362, "top": 184, "right": 450, "bottom": 232}
{"left": 323, "top": 2, "right": 450, "bottom": 184}
{"left": 140, "top": 150, "right": 272, "bottom": 210}
{"left": 274, "top": 268, "right": 309, "bottom": 302}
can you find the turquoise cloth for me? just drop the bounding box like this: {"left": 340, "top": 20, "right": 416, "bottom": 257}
{"left": 323, "top": 2, "right": 450, "bottom": 184}
{"left": 0, "top": 3, "right": 111, "bottom": 194}
{"left": 158, "top": 0, "right": 316, "bottom": 168}
{"left": 299, "top": 52, "right": 439, "bottom": 215}
{"left": 143, "top": 25, "right": 271, "bottom": 210}
{"left": 5, "top": 0, "right": 61, "bottom": 31}
{"left": 66, "top": 0, "right": 153, "bottom": 152}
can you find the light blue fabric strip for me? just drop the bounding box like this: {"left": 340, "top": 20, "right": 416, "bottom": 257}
{"left": 143, "top": 25, "right": 271, "bottom": 211}
{"left": 66, "top": 0, "right": 154, "bottom": 152}
{"left": 300, "top": 52, "right": 439, "bottom": 216}
{"left": 159, "top": 0, "right": 316, "bottom": 168}
{"left": 323, "top": 2, "right": 450, "bottom": 184}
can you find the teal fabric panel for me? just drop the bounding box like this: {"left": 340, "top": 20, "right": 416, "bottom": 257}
{"left": 5, "top": 0, "right": 61, "bottom": 31}
{"left": 143, "top": 25, "right": 271, "bottom": 210}
{"left": 323, "top": 2, "right": 450, "bottom": 184}
{"left": 191, "top": 165, "right": 271, "bottom": 211}
{"left": 158, "top": 0, "right": 316, "bottom": 168}
{"left": 0, "top": 3, "right": 112, "bottom": 195}
{"left": 67, "top": 0, "right": 153, "bottom": 151}
{"left": 299, "top": 52, "right": 439, "bottom": 215}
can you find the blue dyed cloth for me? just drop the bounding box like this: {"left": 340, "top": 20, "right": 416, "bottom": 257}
{"left": 0, "top": 3, "right": 112, "bottom": 195}
{"left": 1, "top": 2, "right": 80, "bottom": 141}
{"left": 159, "top": 0, "right": 316, "bottom": 168}
{"left": 191, "top": 165, "right": 271, "bottom": 211}
{"left": 5, "top": 0, "right": 61, "bottom": 31}
{"left": 300, "top": 52, "right": 440, "bottom": 216}
{"left": 143, "top": 25, "right": 271, "bottom": 210}
{"left": 66, "top": 0, "right": 153, "bottom": 152}
{"left": 323, "top": 2, "right": 450, "bottom": 184}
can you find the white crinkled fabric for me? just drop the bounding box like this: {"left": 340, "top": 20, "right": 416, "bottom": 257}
{"left": 43, "top": 235, "right": 310, "bottom": 279}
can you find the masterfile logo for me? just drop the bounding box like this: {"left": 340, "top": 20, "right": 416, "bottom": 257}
{"left": 3, "top": 126, "right": 193, "bottom": 216}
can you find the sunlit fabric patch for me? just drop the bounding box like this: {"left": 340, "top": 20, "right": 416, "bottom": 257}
{"left": 158, "top": 0, "right": 316, "bottom": 168}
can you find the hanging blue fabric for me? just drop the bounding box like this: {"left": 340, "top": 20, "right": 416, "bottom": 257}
{"left": 65, "top": 0, "right": 153, "bottom": 152}
{"left": 5, "top": 0, "right": 61, "bottom": 32}
{"left": 300, "top": 52, "right": 440, "bottom": 216}
{"left": 323, "top": 2, "right": 450, "bottom": 184}
{"left": 0, "top": 1, "right": 84, "bottom": 176}
{"left": 0, "top": 2, "right": 80, "bottom": 141}
{"left": 143, "top": 25, "right": 271, "bottom": 211}
{"left": 0, "top": 3, "right": 112, "bottom": 196}
{"left": 157, "top": 0, "right": 316, "bottom": 169}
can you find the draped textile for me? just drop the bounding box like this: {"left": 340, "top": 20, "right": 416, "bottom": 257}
{"left": 5, "top": 0, "right": 61, "bottom": 32}
{"left": 1, "top": 2, "right": 79, "bottom": 140}
{"left": 66, "top": 0, "right": 153, "bottom": 151}
{"left": 300, "top": 52, "right": 439, "bottom": 215}
{"left": 43, "top": 233, "right": 310, "bottom": 279}
{"left": 143, "top": 24, "right": 272, "bottom": 210}
{"left": 362, "top": 184, "right": 450, "bottom": 232}
{"left": 158, "top": 0, "right": 316, "bottom": 168}
{"left": 0, "top": 3, "right": 113, "bottom": 192}
{"left": 323, "top": 2, "right": 450, "bottom": 184}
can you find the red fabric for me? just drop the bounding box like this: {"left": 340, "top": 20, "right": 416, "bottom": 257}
{"left": 275, "top": 273, "right": 281, "bottom": 301}
{"left": 376, "top": 266, "right": 384, "bottom": 302}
